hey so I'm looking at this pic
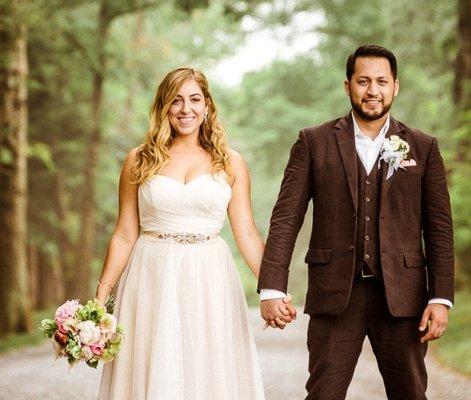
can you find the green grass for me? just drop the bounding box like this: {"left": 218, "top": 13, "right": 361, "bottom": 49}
{"left": 0, "top": 307, "right": 55, "bottom": 354}
{"left": 431, "top": 291, "right": 471, "bottom": 375}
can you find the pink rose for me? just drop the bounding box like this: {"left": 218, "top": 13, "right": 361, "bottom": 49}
{"left": 54, "top": 300, "right": 80, "bottom": 327}
{"left": 90, "top": 343, "right": 104, "bottom": 356}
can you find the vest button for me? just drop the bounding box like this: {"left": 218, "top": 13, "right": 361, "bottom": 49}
{"left": 365, "top": 197, "right": 371, "bottom": 202}
{"left": 365, "top": 235, "right": 370, "bottom": 241}
{"left": 365, "top": 216, "right": 370, "bottom": 221}
{"left": 352, "top": 212, "right": 356, "bottom": 218}
{"left": 364, "top": 254, "right": 370, "bottom": 260}
{"left": 348, "top": 244, "right": 355, "bottom": 251}
{"left": 366, "top": 179, "right": 371, "bottom": 184}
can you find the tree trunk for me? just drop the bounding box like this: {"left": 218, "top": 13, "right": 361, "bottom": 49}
{"left": 454, "top": 0, "right": 471, "bottom": 112}
{"left": 0, "top": 17, "right": 32, "bottom": 336}
{"left": 28, "top": 244, "right": 39, "bottom": 309}
{"left": 53, "top": 151, "right": 78, "bottom": 299}
{"left": 453, "top": 0, "right": 471, "bottom": 280}
{"left": 121, "top": 12, "right": 144, "bottom": 135}
{"left": 72, "top": 6, "right": 110, "bottom": 302}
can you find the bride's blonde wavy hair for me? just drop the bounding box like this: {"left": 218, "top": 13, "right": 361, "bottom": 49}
{"left": 131, "top": 67, "right": 232, "bottom": 185}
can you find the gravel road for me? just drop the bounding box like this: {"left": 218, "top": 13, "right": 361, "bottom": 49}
{"left": 0, "top": 309, "right": 468, "bottom": 399}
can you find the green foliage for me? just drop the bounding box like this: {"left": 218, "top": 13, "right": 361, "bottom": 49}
{"left": 432, "top": 291, "right": 471, "bottom": 375}
{"left": 10, "top": 0, "right": 468, "bottom": 373}
{"left": 0, "top": 307, "right": 56, "bottom": 354}
{"left": 28, "top": 143, "right": 55, "bottom": 172}
{"left": 0, "top": 147, "right": 14, "bottom": 165}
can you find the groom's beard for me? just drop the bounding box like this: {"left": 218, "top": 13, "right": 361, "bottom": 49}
{"left": 350, "top": 97, "right": 393, "bottom": 121}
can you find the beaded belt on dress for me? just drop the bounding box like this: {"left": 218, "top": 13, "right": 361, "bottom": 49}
{"left": 142, "top": 231, "right": 218, "bottom": 244}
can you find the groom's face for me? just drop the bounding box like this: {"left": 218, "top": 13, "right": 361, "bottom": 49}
{"left": 344, "top": 57, "right": 399, "bottom": 121}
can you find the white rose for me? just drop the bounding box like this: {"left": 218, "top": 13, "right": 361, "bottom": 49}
{"left": 77, "top": 320, "right": 102, "bottom": 345}
{"left": 382, "top": 140, "right": 393, "bottom": 152}
{"left": 61, "top": 318, "right": 78, "bottom": 334}
{"left": 100, "top": 314, "right": 118, "bottom": 342}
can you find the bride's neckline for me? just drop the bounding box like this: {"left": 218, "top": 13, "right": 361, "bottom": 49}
{"left": 158, "top": 173, "right": 211, "bottom": 186}
{"left": 153, "top": 173, "right": 231, "bottom": 190}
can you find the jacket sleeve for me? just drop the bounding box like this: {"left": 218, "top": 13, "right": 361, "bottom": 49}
{"left": 257, "top": 130, "right": 313, "bottom": 293}
{"left": 421, "top": 137, "right": 454, "bottom": 302}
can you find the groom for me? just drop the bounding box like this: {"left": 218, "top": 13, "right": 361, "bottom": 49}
{"left": 258, "top": 45, "right": 454, "bottom": 399}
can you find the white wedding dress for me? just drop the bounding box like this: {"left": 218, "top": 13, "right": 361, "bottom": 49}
{"left": 98, "top": 173, "right": 265, "bottom": 400}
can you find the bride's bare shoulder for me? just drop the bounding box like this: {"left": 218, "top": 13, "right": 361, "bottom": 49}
{"left": 120, "top": 147, "right": 140, "bottom": 180}
{"left": 228, "top": 148, "right": 245, "bottom": 166}
{"left": 227, "top": 148, "right": 250, "bottom": 184}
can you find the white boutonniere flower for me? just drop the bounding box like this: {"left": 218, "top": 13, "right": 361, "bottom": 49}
{"left": 378, "top": 135, "right": 416, "bottom": 179}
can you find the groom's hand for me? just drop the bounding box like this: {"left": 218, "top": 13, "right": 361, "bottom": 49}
{"left": 419, "top": 304, "right": 449, "bottom": 343}
{"left": 260, "top": 298, "right": 296, "bottom": 330}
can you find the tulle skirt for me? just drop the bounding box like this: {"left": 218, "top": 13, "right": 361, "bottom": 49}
{"left": 98, "top": 234, "right": 265, "bottom": 400}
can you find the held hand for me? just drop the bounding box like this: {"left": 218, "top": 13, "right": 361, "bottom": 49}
{"left": 261, "top": 293, "right": 296, "bottom": 330}
{"left": 419, "top": 304, "right": 449, "bottom": 343}
{"left": 282, "top": 293, "right": 297, "bottom": 321}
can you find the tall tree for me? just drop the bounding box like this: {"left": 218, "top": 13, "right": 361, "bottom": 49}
{"left": 0, "top": 0, "right": 32, "bottom": 336}
{"left": 451, "top": 0, "right": 471, "bottom": 281}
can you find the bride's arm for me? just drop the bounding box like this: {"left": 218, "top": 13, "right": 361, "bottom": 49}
{"left": 95, "top": 148, "right": 140, "bottom": 305}
{"left": 227, "top": 150, "right": 265, "bottom": 279}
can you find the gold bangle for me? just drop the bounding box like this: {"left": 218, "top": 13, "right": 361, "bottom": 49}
{"left": 98, "top": 280, "right": 114, "bottom": 290}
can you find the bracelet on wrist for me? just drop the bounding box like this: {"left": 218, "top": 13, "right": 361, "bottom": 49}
{"left": 98, "top": 280, "right": 114, "bottom": 290}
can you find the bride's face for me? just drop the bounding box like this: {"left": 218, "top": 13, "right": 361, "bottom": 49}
{"left": 168, "top": 79, "right": 207, "bottom": 137}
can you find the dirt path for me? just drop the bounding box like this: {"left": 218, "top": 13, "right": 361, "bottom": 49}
{"left": 0, "top": 309, "right": 468, "bottom": 399}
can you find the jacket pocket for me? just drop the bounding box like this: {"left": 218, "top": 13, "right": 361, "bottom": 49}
{"left": 403, "top": 251, "right": 426, "bottom": 268}
{"left": 305, "top": 248, "right": 333, "bottom": 265}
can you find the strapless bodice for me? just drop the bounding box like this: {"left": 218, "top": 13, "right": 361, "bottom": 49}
{"left": 138, "top": 173, "right": 231, "bottom": 235}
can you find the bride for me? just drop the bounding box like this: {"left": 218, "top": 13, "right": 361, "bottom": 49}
{"left": 95, "top": 67, "right": 295, "bottom": 399}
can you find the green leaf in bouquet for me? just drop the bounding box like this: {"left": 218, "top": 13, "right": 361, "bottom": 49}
{"left": 65, "top": 338, "right": 82, "bottom": 360}
{"left": 38, "top": 319, "right": 57, "bottom": 338}
{"left": 76, "top": 299, "right": 106, "bottom": 323}
{"left": 105, "top": 294, "right": 116, "bottom": 314}
{"left": 86, "top": 358, "right": 99, "bottom": 369}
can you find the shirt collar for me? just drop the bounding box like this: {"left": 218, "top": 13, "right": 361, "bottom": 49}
{"left": 351, "top": 111, "right": 390, "bottom": 139}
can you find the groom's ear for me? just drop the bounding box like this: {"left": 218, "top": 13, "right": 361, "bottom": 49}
{"left": 344, "top": 79, "right": 351, "bottom": 97}
{"left": 393, "top": 79, "right": 400, "bottom": 97}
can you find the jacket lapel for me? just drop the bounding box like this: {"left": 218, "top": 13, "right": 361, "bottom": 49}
{"left": 335, "top": 113, "right": 358, "bottom": 211}
{"left": 380, "top": 116, "right": 407, "bottom": 200}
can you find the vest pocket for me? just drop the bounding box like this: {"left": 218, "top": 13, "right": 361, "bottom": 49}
{"left": 305, "top": 248, "right": 333, "bottom": 265}
{"left": 403, "top": 251, "right": 426, "bottom": 268}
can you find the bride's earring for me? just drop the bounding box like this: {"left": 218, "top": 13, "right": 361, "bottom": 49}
{"left": 204, "top": 110, "right": 208, "bottom": 123}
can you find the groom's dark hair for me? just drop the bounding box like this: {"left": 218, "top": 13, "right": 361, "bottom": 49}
{"left": 346, "top": 45, "right": 398, "bottom": 80}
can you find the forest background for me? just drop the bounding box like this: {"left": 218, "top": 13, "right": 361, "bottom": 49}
{"left": 1, "top": 0, "right": 470, "bottom": 374}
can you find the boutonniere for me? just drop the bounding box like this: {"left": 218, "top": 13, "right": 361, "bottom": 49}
{"left": 378, "top": 135, "right": 416, "bottom": 180}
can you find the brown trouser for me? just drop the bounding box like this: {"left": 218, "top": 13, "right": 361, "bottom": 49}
{"left": 305, "top": 277, "right": 427, "bottom": 400}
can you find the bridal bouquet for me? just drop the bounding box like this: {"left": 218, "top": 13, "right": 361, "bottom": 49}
{"left": 39, "top": 296, "right": 124, "bottom": 368}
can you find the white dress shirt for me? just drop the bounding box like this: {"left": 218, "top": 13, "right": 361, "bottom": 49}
{"left": 260, "top": 112, "right": 452, "bottom": 309}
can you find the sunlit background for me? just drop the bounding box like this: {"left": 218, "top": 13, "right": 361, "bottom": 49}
{"left": 1, "top": 0, "right": 470, "bottom": 380}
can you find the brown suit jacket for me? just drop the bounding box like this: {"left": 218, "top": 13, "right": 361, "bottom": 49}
{"left": 257, "top": 113, "right": 454, "bottom": 317}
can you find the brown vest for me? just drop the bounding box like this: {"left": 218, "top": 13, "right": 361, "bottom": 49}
{"left": 355, "top": 155, "right": 382, "bottom": 278}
